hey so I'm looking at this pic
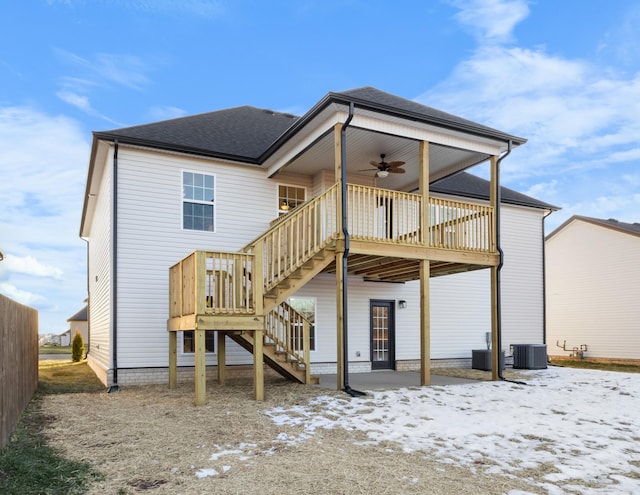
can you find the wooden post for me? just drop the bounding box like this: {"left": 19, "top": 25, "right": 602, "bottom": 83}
{"left": 303, "top": 319, "right": 311, "bottom": 385}
{"left": 419, "top": 141, "right": 430, "bottom": 245}
{"left": 168, "top": 329, "right": 177, "bottom": 389}
{"left": 252, "top": 243, "right": 265, "bottom": 400}
{"left": 254, "top": 330, "right": 264, "bottom": 401}
{"left": 194, "top": 328, "right": 206, "bottom": 406}
{"left": 489, "top": 155, "right": 500, "bottom": 380}
{"left": 217, "top": 331, "right": 226, "bottom": 385}
{"left": 419, "top": 141, "right": 431, "bottom": 386}
{"left": 419, "top": 259, "right": 431, "bottom": 386}
{"left": 334, "top": 123, "right": 345, "bottom": 390}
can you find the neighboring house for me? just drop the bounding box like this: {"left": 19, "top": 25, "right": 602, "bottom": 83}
{"left": 59, "top": 330, "right": 71, "bottom": 347}
{"left": 80, "top": 86, "right": 556, "bottom": 396}
{"left": 67, "top": 306, "right": 89, "bottom": 348}
{"left": 546, "top": 216, "right": 640, "bottom": 361}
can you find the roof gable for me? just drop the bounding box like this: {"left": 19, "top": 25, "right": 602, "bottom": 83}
{"left": 331, "top": 87, "right": 526, "bottom": 145}
{"left": 67, "top": 306, "right": 88, "bottom": 322}
{"left": 548, "top": 215, "right": 640, "bottom": 240}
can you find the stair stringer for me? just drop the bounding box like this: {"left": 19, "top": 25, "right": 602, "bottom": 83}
{"left": 263, "top": 245, "right": 337, "bottom": 314}
{"left": 225, "top": 331, "right": 317, "bottom": 384}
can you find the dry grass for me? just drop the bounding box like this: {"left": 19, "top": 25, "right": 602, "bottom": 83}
{"left": 40, "top": 375, "right": 546, "bottom": 495}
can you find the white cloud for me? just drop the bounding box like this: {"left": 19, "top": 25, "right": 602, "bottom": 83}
{"left": 3, "top": 254, "right": 64, "bottom": 279}
{"left": 146, "top": 105, "right": 187, "bottom": 121}
{"left": 451, "top": 0, "right": 529, "bottom": 44}
{"left": 0, "top": 282, "right": 46, "bottom": 306}
{"left": 0, "top": 105, "right": 89, "bottom": 331}
{"left": 417, "top": 0, "right": 640, "bottom": 230}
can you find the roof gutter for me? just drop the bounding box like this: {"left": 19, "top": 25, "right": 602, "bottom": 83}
{"left": 494, "top": 141, "right": 526, "bottom": 385}
{"left": 494, "top": 141, "right": 509, "bottom": 381}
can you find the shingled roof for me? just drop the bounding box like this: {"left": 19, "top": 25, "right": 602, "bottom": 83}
{"left": 431, "top": 172, "right": 558, "bottom": 211}
{"left": 94, "top": 106, "right": 300, "bottom": 162}
{"left": 93, "top": 86, "right": 525, "bottom": 164}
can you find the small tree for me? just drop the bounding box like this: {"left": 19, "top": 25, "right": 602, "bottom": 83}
{"left": 71, "top": 330, "right": 85, "bottom": 362}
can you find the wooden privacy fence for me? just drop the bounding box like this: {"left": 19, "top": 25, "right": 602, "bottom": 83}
{"left": 0, "top": 294, "right": 38, "bottom": 448}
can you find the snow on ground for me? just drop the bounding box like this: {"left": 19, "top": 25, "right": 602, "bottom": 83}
{"left": 205, "top": 367, "right": 640, "bottom": 494}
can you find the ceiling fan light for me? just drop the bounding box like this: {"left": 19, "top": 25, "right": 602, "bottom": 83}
{"left": 377, "top": 170, "right": 389, "bottom": 178}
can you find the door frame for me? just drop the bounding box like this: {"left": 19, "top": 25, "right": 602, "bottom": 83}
{"left": 369, "top": 299, "right": 396, "bottom": 370}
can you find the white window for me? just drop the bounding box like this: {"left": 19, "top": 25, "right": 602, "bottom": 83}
{"left": 278, "top": 185, "right": 305, "bottom": 215}
{"left": 183, "top": 171, "right": 215, "bottom": 231}
{"left": 182, "top": 331, "right": 215, "bottom": 353}
{"left": 288, "top": 297, "right": 316, "bottom": 351}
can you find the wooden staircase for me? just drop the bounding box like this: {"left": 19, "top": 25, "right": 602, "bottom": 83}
{"left": 226, "top": 246, "right": 335, "bottom": 385}
{"left": 168, "top": 184, "right": 340, "bottom": 395}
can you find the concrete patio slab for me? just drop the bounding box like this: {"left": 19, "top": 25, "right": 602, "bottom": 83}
{"left": 316, "top": 370, "right": 477, "bottom": 391}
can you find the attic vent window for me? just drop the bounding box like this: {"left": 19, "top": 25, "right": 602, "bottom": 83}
{"left": 183, "top": 171, "right": 215, "bottom": 232}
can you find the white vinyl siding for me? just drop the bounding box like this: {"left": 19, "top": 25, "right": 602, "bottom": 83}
{"left": 546, "top": 221, "right": 640, "bottom": 360}
{"left": 86, "top": 155, "right": 113, "bottom": 372}
{"left": 500, "top": 205, "right": 545, "bottom": 347}
{"left": 115, "top": 148, "right": 277, "bottom": 368}
{"left": 91, "top": 143, "right": 547, "bottom": 373}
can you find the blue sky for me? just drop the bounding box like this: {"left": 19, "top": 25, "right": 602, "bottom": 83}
{"left": 1, "top": 0, "right": 639, "bottom": 334}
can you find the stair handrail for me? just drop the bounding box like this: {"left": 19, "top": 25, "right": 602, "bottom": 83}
{"left": 264, "top": 301, "right": 312, "bottom": 374}
{"left": 243, "top": 183, "right": 340, "bottom": 292}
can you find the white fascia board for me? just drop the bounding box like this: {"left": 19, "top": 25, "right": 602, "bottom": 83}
{"left": 265, "top": 105, "right": 345, "bottom": 177}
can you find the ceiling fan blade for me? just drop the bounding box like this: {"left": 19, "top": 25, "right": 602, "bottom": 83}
{"left": 370, "top": 161, "right": 380, "bottom": 167}
{"left": 387, "top": 161, "right": 405, "bottom": 168}
{"left": 357, "top": 168, "right": 377, "bottom": 172}
{"left": 389, "top": 167, "right": 406, "bottom": 174}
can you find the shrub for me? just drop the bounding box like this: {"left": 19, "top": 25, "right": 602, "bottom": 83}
{"left": 71, "top": 331, "right": 85, "bottom": 362}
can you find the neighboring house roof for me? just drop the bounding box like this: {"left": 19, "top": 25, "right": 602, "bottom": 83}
{"left": 547, "top": 215, "right": 640, "bottom": 240}
{"left": 92, "top": 86, "right": 526, "bottom": 165}
{"left": 431, "top": 172, "right": 559, "bottom": 211}
{"left": 67, "top": 306, "right": 88, "bottom": 322}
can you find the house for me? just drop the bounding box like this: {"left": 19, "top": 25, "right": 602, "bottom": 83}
{"left": 80, "top": 86, "right": 556, "bottom": 401}
{"left": 546, "top": 215, "right": 640, "bottom": 361}
{"left": 67, "top": 306, "right": 89, "bottom": 348}
{"left": 59, "top": 329, "right": 71, "bottom": 347}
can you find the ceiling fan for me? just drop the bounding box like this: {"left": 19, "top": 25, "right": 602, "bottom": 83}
{"left": 359, "top": 154, "right": 406, "bottom": 178}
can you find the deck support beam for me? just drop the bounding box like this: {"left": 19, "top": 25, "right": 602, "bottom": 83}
{"left": 253, "top": 330, "right": 264, "bottom": 401}
{"left": 168, "top": 329, "right": 177, "bottom": 389}
{"left": 334, "top": 122, "right": 345, "bottom": 390}
{"left": 194, "top": 328, "right": 206, "bottom": 405}
{"left": 419, "top": 260, "right": 431, "bottom": 386}
{"left": 217, "top": 331, "right": 226, "bottom": 385}
{"left": 419, "top": 141, "right": 431, "bottom": 386}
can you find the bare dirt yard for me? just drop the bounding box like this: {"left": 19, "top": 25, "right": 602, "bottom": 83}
{"left": 39, "top": 372, "right": 548, "bottom": 495}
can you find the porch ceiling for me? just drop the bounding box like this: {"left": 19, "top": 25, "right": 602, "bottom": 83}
{"left": 274, "top": 126, "right": 490, "bottom": 191}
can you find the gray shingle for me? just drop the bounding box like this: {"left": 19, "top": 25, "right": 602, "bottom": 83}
{"left": 95, "top": 106, "right": 299, "bottom": 162}
{"left": 431, "top": 172, "right": 558, "bottom": 210}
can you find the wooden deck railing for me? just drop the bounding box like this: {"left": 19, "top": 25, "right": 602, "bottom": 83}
{"left": 245, "top": 183, "right": 340, "bottom": 292}
{"left": 348, "top": 185, "right": 423, "bottom": 245}
{"left": 169, "top": 250, "right": 256, "bottom": 317}
{"left": 429, "top": 197, "right": 494, "bottom": 252}
{"left": 347, "top": 184, "right": 494, "bottom": 253}
{"left": 264, "top": 301, "right": 311, "bottom": 383}
{"left": 169, "top": 183, "right": 495, "bottom": 318}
